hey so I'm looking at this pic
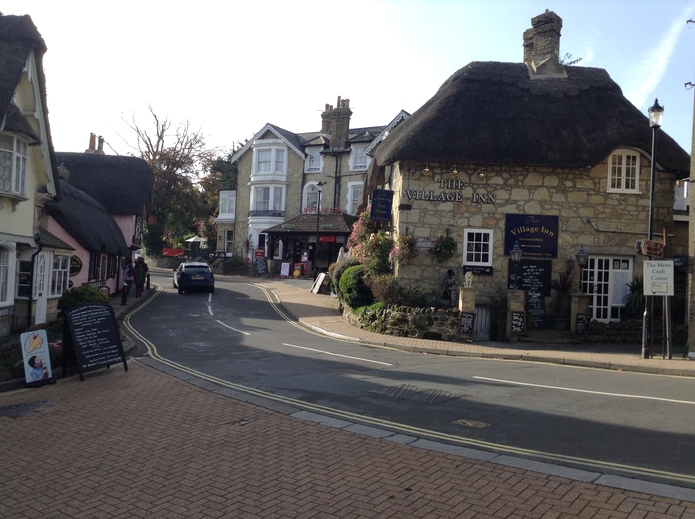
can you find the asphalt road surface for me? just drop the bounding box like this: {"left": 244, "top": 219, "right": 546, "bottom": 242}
{"left": 126, "top": 272, "right": 695, "bottom": 488}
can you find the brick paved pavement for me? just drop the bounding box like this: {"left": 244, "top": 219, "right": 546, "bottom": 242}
{"left": 2, "top": 273, "right": 695, "bottom": 518}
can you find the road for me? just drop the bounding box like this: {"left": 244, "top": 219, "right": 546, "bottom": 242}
{"left": 125, "top": 272, "right": 695, "bottom": 488}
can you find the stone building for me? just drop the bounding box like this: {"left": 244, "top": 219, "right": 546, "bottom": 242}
{"left": 220, "top": 98, "right": 408, "bottom": 275}
{"left": 366, "top": 10, "right": 690, "bottom": 338}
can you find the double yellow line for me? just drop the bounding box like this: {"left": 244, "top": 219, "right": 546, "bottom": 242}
{"left": 121, "top": 283, "right": 695, "bottom": 488}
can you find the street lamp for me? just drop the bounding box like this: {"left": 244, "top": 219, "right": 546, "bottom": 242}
{"left": 314, "top": 181, "right": 323, "bottom": 280}
{"left": 575, "top": 245, "right": 588, "bottom": 293}
{"left": 510, "top": 240, "right": 523, "bottom": 289}
{"left": 642, "top": 98, "right": 664, "bottom": 359}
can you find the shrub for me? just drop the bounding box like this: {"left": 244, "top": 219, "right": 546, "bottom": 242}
{"left": 365, "top": 273, "right": 400, "bottom": 306}
{"left": 396, "top": 283, "right": 437, "bottom": 308}
{"left": 361, "top": 230, "right": 394, "bottom": 275}
{"left": 339, "top": 264, "right": 374, "bottom": 309}
{"left": 332, "top": 258, "right": 361, "bottom": 298}
{"left": 57, "top": 285, "right": 111, "bottom": 315}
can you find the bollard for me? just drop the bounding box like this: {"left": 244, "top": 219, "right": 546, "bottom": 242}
{"left": 121, "top": 283, "right": 128, "bottom": 305}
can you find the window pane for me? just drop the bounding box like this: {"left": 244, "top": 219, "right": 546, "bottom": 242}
{"left": 257, "top": 150, "right": 271, "bottom": 172}
{"left": 274, "top": 149, "right": 285, "bottom": 172}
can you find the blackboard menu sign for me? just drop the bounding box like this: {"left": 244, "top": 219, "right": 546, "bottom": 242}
{"left": 255, "top": 257, "right": 268, "bottom": 276}
{"left": 526, "top": 289, "right": 546, "bottom": 330}
{"left": 507, "top": 259, "right": 552, "bottom": 296}
{"left": 65, "top": 303, "right": 127, "bottom": 381}
{"left": 511, "top": 311, "right": 525, "bottom": 334}
{"left": 576, "top": 314, "right": 590, "bottom": 335}
{"left": 459, "top": 312, "right": 475, "bottom": 334}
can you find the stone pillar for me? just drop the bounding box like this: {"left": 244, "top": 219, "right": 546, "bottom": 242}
{"left": 506, "top": 290, "right": 526, "bottom": 341}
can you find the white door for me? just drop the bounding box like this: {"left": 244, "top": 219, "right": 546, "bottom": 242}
{"left": 33, "top": 251, "right": 50, "bottom": 325}
{"left": 581, "top": 256, "right": 632, "bottom": 322}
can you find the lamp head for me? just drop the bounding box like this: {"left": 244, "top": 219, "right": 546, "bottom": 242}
{"left": 575, "top": 245, "right": 589, "bottom": 268}
{"left": 648, "top": 98, "right": 664, "bottom": 128}
{"left": 510, "top": 240, "right": 523, "bottom": 263}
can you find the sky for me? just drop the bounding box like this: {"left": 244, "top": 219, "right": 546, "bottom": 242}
{"left": 4, "top": 0, "right": 695, "bottom": 158}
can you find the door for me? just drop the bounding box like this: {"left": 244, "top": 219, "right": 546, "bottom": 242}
{"left": 581, "top": 256, "right": 632, "bottom": 322}
{"left": 33, "top": 251, "right": 50, "bottom": 325}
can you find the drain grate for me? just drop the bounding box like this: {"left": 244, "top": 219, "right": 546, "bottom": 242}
{"left": 371, "top": 384, "right": 460, "bottom": 405}
{"left": 0, "top": 400, "right": 54, "bottom": 419}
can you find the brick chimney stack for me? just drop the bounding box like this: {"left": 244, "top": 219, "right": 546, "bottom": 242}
{"left": 320, "top": 96, "right": 352, "bottom": 150}
{"left": 523, "top": 10, "right": 566, "bottom": 79}
{"left": 97, "top": 135, "right": 105, "bottom": 154}
{"left": 85, "top": 132, "right": 97, "bottom": 153}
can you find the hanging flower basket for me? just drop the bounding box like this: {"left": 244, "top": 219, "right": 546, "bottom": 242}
{"left": 429, "top": 234, "right": 457, "bottom": 263}
{"left": 389, "top": 234, "right": 418, "bottom": 264}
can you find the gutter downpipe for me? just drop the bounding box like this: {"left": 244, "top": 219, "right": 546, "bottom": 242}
{"left": 28, "top": 235, "right": 42, "bottom": 329}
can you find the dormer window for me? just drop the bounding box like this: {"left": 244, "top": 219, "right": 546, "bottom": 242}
{"left": 0, "top": 134, "right": 28, "bottom": 197}
{"left": 607, "top": 150, "right": 640, "bottom": 193}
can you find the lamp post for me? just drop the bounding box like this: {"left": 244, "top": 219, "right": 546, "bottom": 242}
{"left": 314, "top": 181, "right": 323, "bottom": 280}
{"left": 642, "top": 98, "right": 664, "bottom": 359}
{"left": 510, "top": 240, "right": 523, "bottom": 289}
{"left": 575, "top": 245, "right": 588, "bottom": 293}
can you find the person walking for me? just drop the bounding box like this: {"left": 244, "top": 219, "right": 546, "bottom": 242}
{"left": 134, "top": 257, "right": 148, "bottom": 297}
{"left": 123, "top": 261, "right": 136, "bottom": 299}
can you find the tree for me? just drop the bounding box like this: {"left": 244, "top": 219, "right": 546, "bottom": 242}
{"left": 123, "top": 107, "right": 224, "bottom": 255}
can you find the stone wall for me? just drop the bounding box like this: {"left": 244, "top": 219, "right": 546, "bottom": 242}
{"left": 343, "top": 305, "right": 465, "bottom": 342}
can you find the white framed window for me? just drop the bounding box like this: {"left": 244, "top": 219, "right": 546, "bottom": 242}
{"left": 607, "top": 150, "right": 640, "bottom": 193}
{"left": 350, "top": 144, "right": 369, "bottom": 171}
{"left": 254, "top": 147, "right": 286, "bottom": 174}
{"left": 252, "top": 185, "right": 284, "bottom": 213}
{"left": 0, "top": 134, "right": 28, "bottom": 197}
{"left": 219, "top": 189, "right": 236, "bottom": 217}
{"left": 0, "top": 247, "right": 9, "bottom": 303}
{"left": 16, "top": 259, "right": 31, "bottom": 299}
{"left": 463, "top": 229, "right": 493, "bottom": 267}
{"left": 305, "top": 148, "right": 323, "bottom": 173}
{"left": 224, "top": 229, "right": 234, "bottom": 254}
{"left": 303, "top": 182, "right": 323, "bottom": 211}
{"left": 50, "top": 255, "right": 70, "bottom": 297}
{"left": 346, "top": 182, "right": 364, "bottom": 215}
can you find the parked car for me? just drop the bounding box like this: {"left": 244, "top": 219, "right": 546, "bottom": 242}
{"left": 173, "top": 262, "right": 215, "bottom": 294}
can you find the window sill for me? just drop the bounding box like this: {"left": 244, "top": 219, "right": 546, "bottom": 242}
{"left": 0, "top": 192, "right": 28, "bottom": 211}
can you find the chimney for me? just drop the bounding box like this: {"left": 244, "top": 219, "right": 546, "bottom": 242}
{"left": 523, "top": 10, "right": 566, "bottom": 79}
{"left": 321, "top": 96, "right": 352, "bottom": 150}
{"left": 85, "top": 132, "right": 97, "bottom": 153}
{"left": 97, "top": 135, "right": 105, "bottom": 154}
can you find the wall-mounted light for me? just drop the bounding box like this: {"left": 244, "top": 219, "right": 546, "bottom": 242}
{"left": 422, "top": 163, "right": 431, "bottom": 176}
{"left": 451, "top": 165, "right": 458, "bottom": 176}
{"left": 477, "top": 172, "right": 486, "bottom": 180}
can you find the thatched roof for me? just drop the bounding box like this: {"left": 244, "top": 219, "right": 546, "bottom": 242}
{"left": 0, "top": 14, "right": 61, "bottom": 197}
{"left": 374, "top": 61, "right": 690, "bottom": 175}
{"left": 55, "top": 152, "right": 154, "bottom": 215}
{"left": 45, "top": 180, "right": 130, "bottom": 256}
{"left": 263, "top": 212, "right": 358, "bottom": 235}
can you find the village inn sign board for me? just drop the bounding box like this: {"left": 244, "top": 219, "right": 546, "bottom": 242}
{"left": 404, "top": 179, "right": 497, "bottom": 204}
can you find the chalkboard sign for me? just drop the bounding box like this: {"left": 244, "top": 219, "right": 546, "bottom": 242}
{"left": 507, "top": 259, "right": 552, "bottom": 296}
{"left": 526, "top": 289, "right": 546, "bottom": 330}
{"left": 459, "top": 312, "right": 475, "bottom": 334}
{"left": 65, "top": 303, "right": 127, "bottom": 381}
{"left": 575, "top": 313, "right": 590, "bottom": 335}
{"left": 511, "top": 311, "right": 525, "bottom": 334}
{"left": 280, "top": 262, "right": 291, "bottom": 278}
{"left": 255, "top": 257, "right": 268, "bottom": 276}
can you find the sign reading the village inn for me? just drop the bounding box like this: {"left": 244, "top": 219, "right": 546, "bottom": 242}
{"left": 405, "top": 179, "right": 498, "bottom": 204}
{"left": 504, "top": 214, "right": 559, "bottom": 258}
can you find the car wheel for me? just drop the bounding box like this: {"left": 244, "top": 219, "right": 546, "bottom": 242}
{"left": 178, "top": 285, "right": 184, "bottom": 294}
{"left": 209, "top": 286, "right": 215, "bottom": 293}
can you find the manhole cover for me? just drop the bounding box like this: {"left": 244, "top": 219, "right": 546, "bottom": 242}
{"left": 0, "top": 400, "right": 54, "bottom": 419}
{"left": 453, "top": 418, "right": 490, "bottom": 429}
{"left": 371, "top": 384, "right": 460, "bottom": 405}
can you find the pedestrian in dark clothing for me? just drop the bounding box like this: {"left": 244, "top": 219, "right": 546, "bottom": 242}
{"left": 134, "top": 257, "right": 148, "bottom": 297}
